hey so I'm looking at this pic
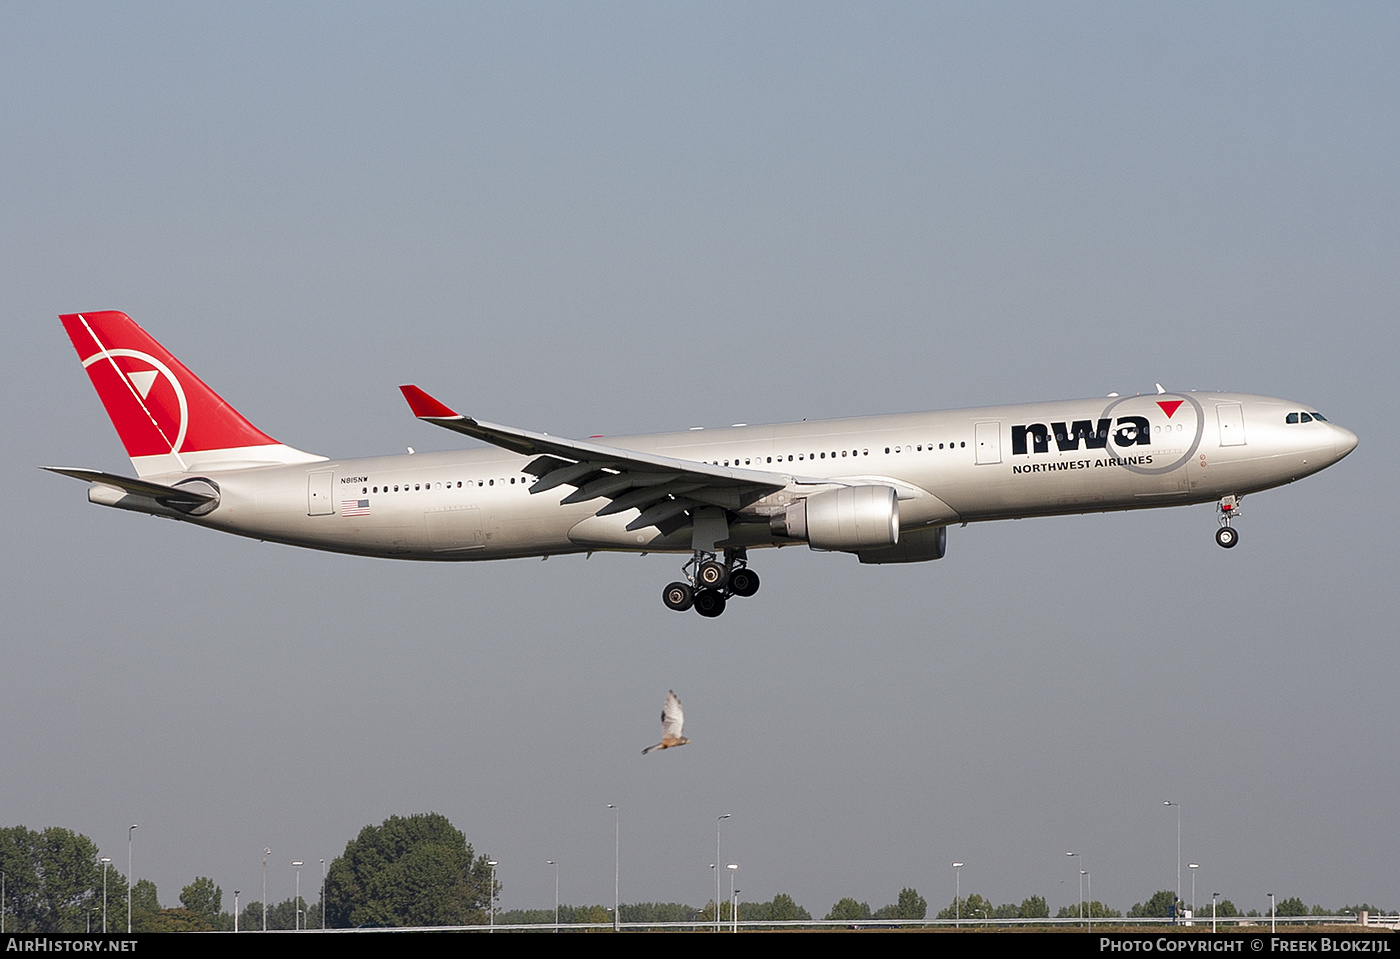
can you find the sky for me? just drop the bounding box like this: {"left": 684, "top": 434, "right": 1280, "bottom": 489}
{"left": 3, "top": 1, "right": 1397, "bottom": 920}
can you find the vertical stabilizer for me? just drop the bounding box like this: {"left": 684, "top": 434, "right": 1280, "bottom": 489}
{"left": 60, "top": 311, "right": 325, "bottom": 476}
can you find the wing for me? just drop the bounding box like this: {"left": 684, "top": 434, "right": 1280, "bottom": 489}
{"left": 400, "top": 386, "right": 817, "bottom": 536}
{"left": 661, "top": 690, "right": 684, "bottom": 740}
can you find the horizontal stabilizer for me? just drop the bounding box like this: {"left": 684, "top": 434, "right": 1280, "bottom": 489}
{"left": 44, "top": 467, "right": 218, "bottom": 509}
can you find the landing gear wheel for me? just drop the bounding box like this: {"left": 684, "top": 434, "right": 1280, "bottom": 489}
{"left": 1215, "top": 526, "right": 1239, "bottom": 549}
{"left": 729, "top": 567, "right": 760, "bottom": 597}
{"left": 693, "top": 589, "right": 727, "bottom": 618}
{"left": 696, "top": 560, "right": 729, "bottom": 589}
{"left": 663, "top": 581, "right": 695, "bottom": 611}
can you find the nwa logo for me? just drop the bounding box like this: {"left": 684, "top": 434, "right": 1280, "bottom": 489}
{"left": 1011, "top": 416, "right": 1151, "bottom": 455}
{"left": 1011, "top": 396, "right": 1204, "bottom": 478}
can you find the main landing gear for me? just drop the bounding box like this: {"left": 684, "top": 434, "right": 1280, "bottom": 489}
{"left": 1215, "top": 495, "right": 1240, "bottom": 549}
{"left": 662, "top": 548, "right": 760, "bottom": 617}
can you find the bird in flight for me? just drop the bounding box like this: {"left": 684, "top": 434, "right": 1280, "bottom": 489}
{"left": 642, "top": 690, "right": 690, "bottom": 754}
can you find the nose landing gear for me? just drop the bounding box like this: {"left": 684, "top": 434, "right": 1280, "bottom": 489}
{"left": 1215, "top": 496, "right": 1240, "bottom": 548}
{"left": 662, "top": 548, "right": 760, "bottom": 616}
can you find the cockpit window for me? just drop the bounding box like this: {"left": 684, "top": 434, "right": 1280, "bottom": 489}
{"left": 1311, "top": 412, "right": 1327, "bottom": 421}
{"left": 1287, "top": 413, "right": 1299, "bottom": 424}
{"left": 1300, "top": 412, "right": 1313, "bottom": 423}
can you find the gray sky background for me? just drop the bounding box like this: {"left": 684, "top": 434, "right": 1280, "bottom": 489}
{"left": 3, "top": 2, "right": 1396, "bottom": 919}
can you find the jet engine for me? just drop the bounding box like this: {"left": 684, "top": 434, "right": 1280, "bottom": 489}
{"left": 771, "top": 485, "right": 899, "bottom": 551}
{"left": 856, "top": 524, "right": 947, "bottom": 564}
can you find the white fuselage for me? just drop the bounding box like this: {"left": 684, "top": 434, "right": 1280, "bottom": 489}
{"left": 96, "top": 391, "right": 1356, "bottom": 562}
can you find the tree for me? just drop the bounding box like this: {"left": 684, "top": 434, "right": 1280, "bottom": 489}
{"left": 619, "top": 902, "right": 696, "bottom": 923}
{"left": 937, "top": 892, "right": 991, "bottom": 921}
{"left": 143, "top": 908, "right": 211, "bottom": 932}
{"left": 323, "top": 813, "right": 493, "bottom": 928}
{"left": 699, "top": 899, "right": 735, "bottom": 922}
{"left": 1276, "top": 897, "right": 1308, "bottom": 917}
{"left": 1339, "top": 903, "right": 1390, "bottom": 917}
{"left": 238, "top": 899, "right": 265, "bottom": 932}
{"left": 129, "top": 878, "right": 161, "bottom": 932}
{"left": 574, "top": 904, "right": 612, "bottom": 926}
{"left": 825, "top": 897, "right": 871, "bottom": 922}
{"left": 874, "top": 886, "right": 927, "bottom": 920}
{"left": 1056, "top": 900, "right": 1121, "bottom": 919}
{"left": 238, "top": 896, "right": 306, "bottom": 931}
{"left": 1129, "top": 890, "right": 1177, "bottom": 918}
{"left": 1018, "top": 895, "right": 1049, "bottom": 919}
{"left": 741, "top": 893, "right": 810, "bottom": 923}
{"left": 0, "top": 826, "right": 127, "bottom": 933}
{"left": 179, "top": 877, "right": 222, "bottom": 926}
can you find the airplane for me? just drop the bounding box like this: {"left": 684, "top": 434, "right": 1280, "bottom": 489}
{"left": 49, "top": 311, "right": 1358, "bottom": 618}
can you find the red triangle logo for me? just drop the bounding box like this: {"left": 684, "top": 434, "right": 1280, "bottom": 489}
{"left": 1157, "top": 400, "right": 1183, "bottom": 419}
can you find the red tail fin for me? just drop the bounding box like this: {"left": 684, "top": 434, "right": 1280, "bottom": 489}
{"left": 61, "top": 311, "right": 323, "bottom": 476}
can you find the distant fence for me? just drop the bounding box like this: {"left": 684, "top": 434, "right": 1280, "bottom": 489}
{"left": 306, "top": 913, "right": 1399, "bottom": 932}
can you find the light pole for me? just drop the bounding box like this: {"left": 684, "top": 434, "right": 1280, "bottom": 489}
{"left": 715, "top": 814, "right": 730, "bottom": 933}
{"left": 99, "top": 857, "right": 111, "bottom": 933}
{"left": 951, "top": 862, "right": 964, "bottom": 928}
{"left": 487, "top": 860, "right": 498, "bottom": 931}
{"left": 1083, "top": 871, "right": 1091, "bottom": 930}
{"left": 546, "top": 861, "right": 559, "bottom": 932}
{"left": 1163, "top": 800, "right": 1180, "bottom": 918}
{"left": 607, "top": 804, "right": 619, "bottom": 933}
{"left": 727, "top": 864, "right": 738, "bottom": 933}
{"left": 127, "top": 824, "right": 137, "bottom": 934}
{"left": 1188, "top": 863, "right": 1199, "bottom": 919}
{"left": 262, "top": 847, "right": 270, "bottom": 931}
{"left": 320, "top": 859, "right": 326, "bottom": 930}
{"left": 1211, "top": 891, "right": 1219, "bottom": 934}
{"left": 234, "top": 891, "right": 240, "bottom": 933}
{"left": 1067, "top": 852, "right": 1083, "bottom": 927}
{"left": 292, "top": 861, "right": 304, "bottom": 930}
{"left": 1269, "top": 892, "right": 1275, "bottom": 934}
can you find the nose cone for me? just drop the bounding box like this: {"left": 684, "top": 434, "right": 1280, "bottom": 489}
{"left": 1332, "top": 424, "right": 1359, "bottom": 460}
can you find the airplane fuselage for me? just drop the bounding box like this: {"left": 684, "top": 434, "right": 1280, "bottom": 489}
{"left": 92, "top": 390, "right": 1353, "bottom": 562}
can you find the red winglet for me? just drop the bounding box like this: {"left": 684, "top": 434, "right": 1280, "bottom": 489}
{"left": 398, "top": 385, "right": 460, "bottom": 419}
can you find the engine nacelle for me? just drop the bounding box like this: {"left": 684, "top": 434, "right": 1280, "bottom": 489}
{"left": 857, "top": 524, "right": 947, "bottom": 564}
{"left": 772, "top": 485, "right": 899, "bottom": 551}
